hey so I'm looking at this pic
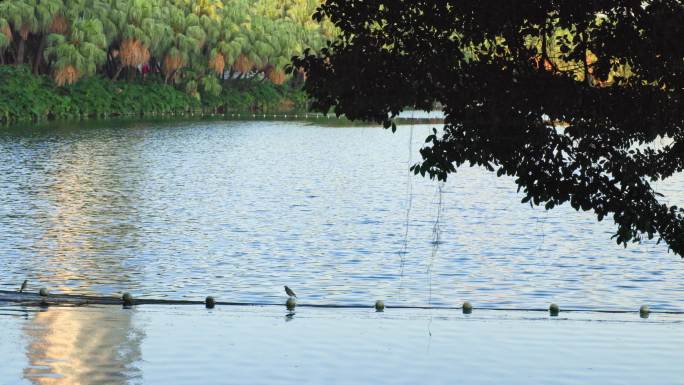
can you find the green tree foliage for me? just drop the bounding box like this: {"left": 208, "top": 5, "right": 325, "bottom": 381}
{"left": 293, "top": 0, "right": 684, "bottom": 256}
{"left": 0, "top": 0, "right": 333, "bottom": 90}
{"left": 44, "top": 18, "right": 107, "bottom": 85}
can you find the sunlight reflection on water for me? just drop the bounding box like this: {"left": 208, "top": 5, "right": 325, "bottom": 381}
{"left": 1, "top": 305, "right": 683, "bottom": 385}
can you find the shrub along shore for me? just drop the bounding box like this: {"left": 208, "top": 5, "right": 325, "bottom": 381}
{"left": 0, "top": 65, "right": 309, "bottom": 124}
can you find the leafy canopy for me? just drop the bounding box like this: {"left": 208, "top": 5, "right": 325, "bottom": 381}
{"left": 0, "top": 0, "right": 334, "bottom": 90}
{"left": 293, "top": 0, "right": 684, "bottom": 256}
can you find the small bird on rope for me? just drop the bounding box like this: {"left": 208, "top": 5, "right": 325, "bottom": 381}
{"left": 19, "top": 280, "right": 27, "bottom": 293}
{"left": 284, "top": 286, "right": 297, "bottom": 298}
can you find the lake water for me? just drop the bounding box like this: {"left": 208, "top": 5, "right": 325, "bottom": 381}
{"left": 2, "top": 118, "right": 684, "bottom": 384}
{"left": 1, "top": 119, "right": 683, "bottom": 310}
{"left": 2, "top": 304, "right": 683, "bottom": 385}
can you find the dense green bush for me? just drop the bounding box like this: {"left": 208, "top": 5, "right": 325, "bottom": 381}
{"left": 0, "top": 66, "right": 307, "bottom": 124}
{"left": 0, "top": 66, "right": 69, "bottom": 122}
{"left": 203, "top": 80, "right": 309, "bottom": 114}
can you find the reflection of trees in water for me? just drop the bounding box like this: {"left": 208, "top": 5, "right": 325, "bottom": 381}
{"left": 26, "top": 126, "right": 147, "bottom": 294}
{"left": 23, "top": 307, "right": 144, "bottom": 385}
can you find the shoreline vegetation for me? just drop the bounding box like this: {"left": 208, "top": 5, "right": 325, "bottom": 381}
{"left": 0, "top": 65, "right": 310, "bottom": 124}
{"left": 0, "top": 65, "right": 447, "bottom": 126}
{"left": 0, "top": 0, "right": 334, "bottom": 124}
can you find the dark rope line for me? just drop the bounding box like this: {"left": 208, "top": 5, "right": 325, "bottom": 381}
{"left": 2, "top": 291, "right": 683, "bottom": 314}
{"left": 220, "top": 113, "right": 444, "bottom": 125}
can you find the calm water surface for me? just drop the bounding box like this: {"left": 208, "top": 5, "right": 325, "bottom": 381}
{"left": 1, "top": 304, "right": 683, "bottom": 385}
{"left": 0, "top": 119, "right": 683, "bottom": 310}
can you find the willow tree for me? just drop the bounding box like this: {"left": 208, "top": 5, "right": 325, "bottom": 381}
{"left": 27, "top": 0, "right": 64, "bottom": 73}
{"left": 209, "top": 12, "right": 245, "bottom": 78}
{"left": 107, "top": 0, "right": 158, "bottom": 80}
{"left": 159, "top": 8, "right": 206, "bottom": 83}
{"left": 214, "top": 0, "right": 251, "bottom": 77}
{"left": 0, "top": 18, "right": 11, "bottom": 63}
{"left": 187, "top": 0, "right": 224, "bottom": 20}
{"left": 293, "top": 0, "right": 684, "bottom": 256}
{"left": 43, "top": 17, "right": 106, "bottom": 85}
{"left": 0, "top": 0, "right": 38, "bottom": 64}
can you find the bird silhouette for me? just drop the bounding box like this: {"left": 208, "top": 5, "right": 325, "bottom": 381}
{"left": 284, "top": 286, "right": 297, "bottom": 298}
{"left": 19, "top": 280, "right": 27, "bottom": 293}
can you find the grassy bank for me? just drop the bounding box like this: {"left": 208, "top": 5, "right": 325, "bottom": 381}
{"left": 0, "top": 66, "right": 309, "bottom": 125}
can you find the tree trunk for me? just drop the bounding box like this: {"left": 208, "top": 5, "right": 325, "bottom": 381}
{"left": 165, "top": 69, "right": 176, "bottom": 84}
{"left": 112, "top": 65, "right": 124, "bottom": 81}
{"left": 105, "top": 51, "right": 114, "bottom": 77}
{"left": 15, "top": 39, "right": 25, "bottom": 65}
{"left": 33, "top": 35, "right": 46, "bottom": 74}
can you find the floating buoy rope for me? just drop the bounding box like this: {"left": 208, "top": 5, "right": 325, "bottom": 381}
{"left": 0, "top": 291, "right": 677, "bottom": 317}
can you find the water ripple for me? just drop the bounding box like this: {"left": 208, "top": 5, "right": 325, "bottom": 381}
{"left": 0, "top": 120, "right": 683, "bottom": 311}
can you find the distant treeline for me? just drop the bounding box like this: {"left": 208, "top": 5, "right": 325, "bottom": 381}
{"left": 0, "top": 0, "right": 332, "bottom": 90}
{"left": 0, "top": 0, "right": 332, "bottom": 123}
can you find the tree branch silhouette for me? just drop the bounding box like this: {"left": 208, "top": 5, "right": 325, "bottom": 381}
{"left": 292, "top": 0, "right": 684, "bottom": 256}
